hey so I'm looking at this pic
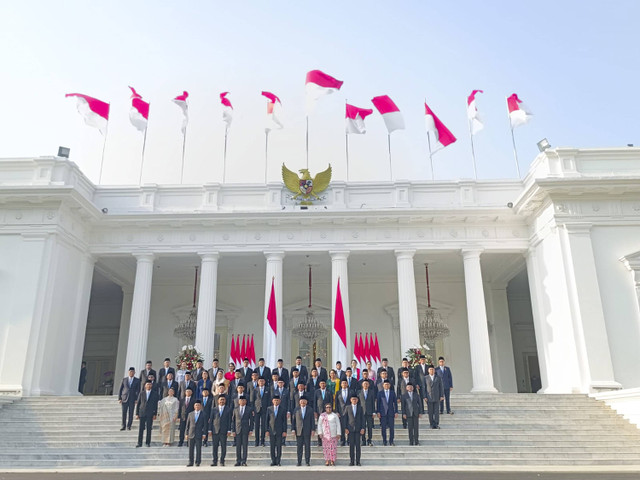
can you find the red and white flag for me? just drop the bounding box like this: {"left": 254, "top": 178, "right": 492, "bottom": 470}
{"left": 229, "top": 335, "right": 236, "bottom": 365}
{"left": 220, "top": 92, "right": 233, "bottom": 128}
{"left": 264, "top": 278, "right": 278, "bottom": 368}
{"left": 353, "top": 333, "right": 361, "bottom": 372}
{"left": 425, "top": 102, "right": 457, "bottom": 148}
{"left": 467, "top": 89, "right": 484, "bottom": 134}
{"left": 65, "top": 93, "right": 109, "bottom": 135}
{"left": 128, "top": 86, "right": 149, "bottom": 132}
{"left": 305, "top": 69, "right": 343, "bottom": 113}
{"left": 262, "top": 91, "right": 283, "bottom": 132}
{"left": 172, "top": 91, "right": 189, "bottom": 134}
{"left": 373, "top": 333, "right": 381, "bottom": 373}
{"left": 249, "top": 335, "right": 256, "bottom": 369}
{"left": 372, "top": 95, "right": 405, "bottom": 133}
{"left": 507, "top": 93, "right": 533, "bottom": 128}
{"left": 333, "top": 278, "right": 348, "bottom": 365}
{"left": 345, "top": 103, "right": 374, "bottom": 134}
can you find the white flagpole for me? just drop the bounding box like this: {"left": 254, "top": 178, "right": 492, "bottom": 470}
{"left": 179, "top": 127, "right": 187, "bottom": 184}
{"left": 345, "top": 99, "right": 349, "bottom": 182}
{"left": 305, "top": 116, "right": 309, "bottom": 170}
{"left": 388, "top": 133, "right": 393, "bottom": 180}
{"left": 223, "top": 127, "right": 229, "bottom": 183}
{"left": 427, "top": 131, "right": 434, "bottom": 181}
{"left": 468, "top": 118, "right": 478, "bottom": 180}
{"left": 506, "top": 97, "right": 522, "bottom": 179}
{"left": 98, "top": 113, "right": 109, "bottom": 185}
{"left": 138, "top": 126, "right": 148, "bottom": 185}
{"left": 264, "top": 130, "right": 269, "bottom": 183}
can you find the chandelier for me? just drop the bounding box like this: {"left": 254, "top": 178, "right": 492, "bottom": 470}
{"left": 292, "top": 265, "right": 327, "bottom": 341}
{"left": 419, "top": 264, "right": 450, "bottom": 344}
{"left": 174, "top": 266, "right": 199, "bottom": 342}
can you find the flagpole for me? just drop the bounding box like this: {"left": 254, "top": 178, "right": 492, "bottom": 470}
{"left": 305, "top": 116, "right": 309, "bottom": 170}
{"left": 264, "top": 130, "right": 269, "bottom": 184}
{"left": 388, "top": 134, "right": 393, "bottom": 180}
{"left": 506, "top": 98, "right": 521, "bottom": 178}
{"left": 345, "top": 99, "right": 349, "bottom": 182}
{"left": 427, "top": 131, "right": 434, "bottom": 181}
{"left": 180, "top": 128, "right": 187, "bottom": 184}
{"left": 138, "top": 127, "right": 148, "bottom": 185}
{"left": 98, "top": 119, "right": 109, "bottom": 185}
{"left": 223, "top": 127, "right": 229, "bottom": 183}
{"left": 468, "top": 120, "right": 478, "bottom": 180}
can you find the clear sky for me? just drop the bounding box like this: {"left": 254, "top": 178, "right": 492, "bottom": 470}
{"left": 1, "top": 1, "right": 639, "bottom": 185}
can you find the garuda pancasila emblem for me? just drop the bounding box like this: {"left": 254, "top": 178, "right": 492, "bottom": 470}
{"left": 282, "top": 164, "right": 332, "bottom": 202}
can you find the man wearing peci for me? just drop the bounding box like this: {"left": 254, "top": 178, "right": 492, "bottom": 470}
{"left": 118, "top": 367, "right": 140, "bottom": 431}
{"left": 231, "top": 394, "right": 254, "bottom": 466}
{"left": 266, "top": 394, "right": 287, "bottom": 466}
{"left": 358, "top": 377, "right": 376, "bottom": 446}
{"left": 377, "top": 379, "right": 397, "bottom": 446}
{"left": 291, "top": 395, "right": 315, "bottom": 466}
{"left": 185, "top": 400, "right": 208, "bottom": 467}
{"left": 344, "top": 394, "right": 365, "bottom": 466}
{"left": 436, "top": 356, "right": 454, "bottom": 415}
{"left": 401, "top": 382, "right": 422, "bottom": 445}
{"left": 290, "top": 355, "right": 308, "bottom": 384}
{"left": 135, "top": 380, "right": 158, "bottom": 447}
{"left": 209, "top": 395, "right": 232, "bottom": 467}
{"left": 425, "top": 364, "right": 445, "bottom": 429}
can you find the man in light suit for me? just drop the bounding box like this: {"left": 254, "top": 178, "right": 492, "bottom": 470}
{"left": 401, "top": 382, "right": 422, "bottom": 445}
{"left": 344, "top": 394, "right": 365, "bottom": 466}
{"left": 437, "top": 356, "right": 454, "bottom": 415}
{"left": 179, "top": 387, "right": 196, "bottom": 447}
{"left": 135, "top": 380, "right": 158, "bottom": 447}
{"left": 209, "top": 395, "right": 232, "bottom": 466}
{"left": 291, "top": 395, "right": 315, "bottom": 466}
{"left": 185, "top": 400, "right": 207, "bottom": 467}
{"left": 425, "top": 365, "right": 444, "bottom": 429}
{"left": 358, "top": 378, "right": 376, "bottom": 446}
{"left": 231, "top": 395, "right": 253, "bottom": 466}
{"left": 118, "top": 367, "right": 140, "bottom": 431}
{"left": 290, "top": 356, "right": 308, "bottom": 384}
{"left": 266, "top": 394, "right": 287, "bottom": 466}
{"left": 208, "top": 358, "right": 222, "bottom": 381}
{"left": 376, "top": 379, "right": 397, "bottom": 446}
{"left": 179, "top": 371, "right": 197, "bottom": 400}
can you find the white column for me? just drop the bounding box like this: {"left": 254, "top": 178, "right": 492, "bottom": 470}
{"left": 195, "top": 252, "right": 219, "bottom": 368}
{"left": 124, "top": 253, "right": 154, "bottom": 374}
{"left": 395, "top": 250, "right": 420, "bottom": 357}
{"left": 330, "top": 251, "right": 351, "bottom": 366}
{"left": 462, "top": 249, "right": 498, "bottom": 393}
{"left": 263, "top": 251, "right": 284, "bottom": 367}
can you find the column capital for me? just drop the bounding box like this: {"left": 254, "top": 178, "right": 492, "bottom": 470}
{"left": 132, "top": 252, "right": 155, "bottom": 262}
{"left": 461, "top": 248, "right": 484, "bottom": 260}
{"left": 198, "top": 251, "right": 220, "bottom": 262}
{"left": 264, "top": 250, "right": 285, "bottom": 261}
{"left": 394, "top": 249, "right": 416, "bottom": 260}
{"left": 329, "top": 250, "right": 350, "bottom": 261}
{"left": 561, "top": 222, "right": 593, "bottom": 236}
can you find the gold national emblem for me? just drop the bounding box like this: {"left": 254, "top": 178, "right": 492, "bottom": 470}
{"left": 282, "top": 164, "right": 332, "bottom": 204}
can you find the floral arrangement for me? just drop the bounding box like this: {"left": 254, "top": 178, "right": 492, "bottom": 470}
{"left": 175, "top": 345, "right": 203, "bottom": 371}
{"left": 405, "top": 345, "right": 433, "bottom": 368}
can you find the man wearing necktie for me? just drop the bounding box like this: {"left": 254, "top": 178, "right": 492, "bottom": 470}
{"left": 118, "top": 367, "right": 140, "bottom": 431}
{"left": 185, "top": 400, "right": 207, "bottom": 467}
{"left": 376, "top": 379, "right": 397, "bottom": 446}
{"left": 200, "top": 389, "right": 213, "bottom": 446}
{"left": 401, "top": 382, "right": 422, "bottom": 445}
{"left": 291, "top": 395, "right": 315, "bottom": 466}
{"left": 425, "top": 365, "right": 445, "bottom": 429}
{"left": 252, "top": 377, "right": 270, "bottom": 447}
{"left": 231, "top": 395, "right": 253, "bottom": 466}
{"left": 344, "top": 394, "right": 365, "bottom": 466}
{"left": 266, "top": 395, "right": 287, "bottom": 466}
{"left": 335, "top": 379, "right": 351, "bottom": 446}
{"left": 209, "top": 396, "right": 232, "bottom": 467}
{"left": 179, "top": 387, "right": 195, "bottom": 447}
{"left": 436, "top": 356, "right": 454, "bottom": 415}
{"left": 358, "top": 379, "right": 376, "bottom": 446}
{"left": 135, "top": 380, "right": 158, "bottom": 447}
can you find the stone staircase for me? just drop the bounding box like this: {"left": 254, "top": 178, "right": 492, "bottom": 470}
{"left": 1, "top": 393, "right": 640, "bottom": 468}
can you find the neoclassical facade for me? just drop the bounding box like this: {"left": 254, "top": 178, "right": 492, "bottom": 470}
{"left": 1, "top": 147, "right": 640, "bottom": 398}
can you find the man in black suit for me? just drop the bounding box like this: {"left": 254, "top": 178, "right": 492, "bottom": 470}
{"left": 161, "top": 372, "right": 178, "bottom": 398}
{"left": 437, "top": 356, "right": 454, "bottom": 415}
{"left": 290, "top": 356, "right": 308, "bottom": 384}
{"left": 254, "top": 358, "right": 271, "bottom": 385}
{"left": 334, "top": 361, "right": 346, "bottom": 382}
{"left": 200, "top": 388, "right": 213, "bottom": 446}
{"left": 266, "top": 394, "right": 287, "bottom": 466}
{"left": 358, "top": 368, "right": 375, "bottom": 394}
{"left": 344, "top": 394, "right": 365, "bottom": 466}
{"left": 185, "top": 400, "right": 208, "bottom": 467}
{"left": 179, "top": 387, "right": 196, "bottom": 446}
{"left": 358, "top": 378, "right": 376, "bottom": 446}
{"left": 209, "top": 395, "right": 232, "bottom": 466}
{"left": 274, "top": 359, "right": 289, "bottom": 386}
{"left": 231, "top": 394, "right": 253, "bottom": 466}
{"left": 397, "top": 368, "right": 412, "bottom": 428}
{"left": 314, "top": 358, "right": 328, "bottom": 383}
{"left": 289, "top": 368, "right": 303, "bottom": 394}
{"left": 135, "top": 380, "right": 158, "bottom": 447}
{"left": 193, "top": 360, "right": 205, "bottom": 381}
{"left": 239, "top": 358, "right": 252, "bottom": 379}
{"left": 344, "top": 367, "right": 357, "bottom": 391}
{"left": 414, "top": 355, "right": 429, "bottom": 414}
{"left": 335, "top": 379, "right": 352, "bottom": 446}
{"left": 377, "top": 358, "right": 395, "bottom": 389}
{"left": 158, "top": 357, "right": 175, "bottom": 387}
{"left": 306, "top": 368, "right": 320, "bottom": 397}
{"left": 291, "top": 395, "right": 315, "bottom": 466}
{"left": 139, "top": 361, "right": 156, "bottom": 385}
{"left": 377, "top": 379, "right": 397, "bottom": 446}
{"left": 252, "top": 377, "right": 270, "bottom": 447}
{"left": 118, "top": 367, "right": 140, "bottom": 430}
{"left": 425, "top": 365, "right": 444, "bottom": 429}
{"left": 401, "top": 382, "right": 422, "bottom": 445}
{"left": 313, "top": 380, "right": 333, "bottom": 420}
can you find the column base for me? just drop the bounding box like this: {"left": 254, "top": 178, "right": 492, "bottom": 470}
{"left": 590, "top": 380, "right": 623, "bottom": 392}
{"left": 470, "top": 386, "right": 499, "bottom": 393}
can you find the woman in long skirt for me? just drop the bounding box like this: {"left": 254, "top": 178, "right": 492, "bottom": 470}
{"left": 157, "top": 387, "right": 179, "bottom": 446}
{"left": 316, "top": 403, "right": 341, "bottom": 466}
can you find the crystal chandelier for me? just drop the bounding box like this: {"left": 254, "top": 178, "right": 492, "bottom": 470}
{"left": 174, "top": 266, "right": 199, "bottom": 342}
{"left": 419, "top": 264, "right": 450, "bottom": 344}
{"left": 292, "top": 265, "right": 327, "bottom": 341}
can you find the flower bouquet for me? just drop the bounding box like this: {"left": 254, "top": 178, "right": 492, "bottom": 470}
{"left": 405, "top": 345, "right": 433, "bottom": 368}
{"left": 176, "top": 345, "right": 203, "bottom": 370}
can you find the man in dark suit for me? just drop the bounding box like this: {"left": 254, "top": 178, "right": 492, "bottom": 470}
{"left": 290, "top": 356, "right": 308, "bottom": 384}
{"left": 335, "top": 379, "right": 352, "bottom": 446}
{"left": 158, "top": 357, "right": 176, "bottom": 387}
{"left": 358, "top": 378, "right": 376, "bottom": 446}
{"left": 161, "top": 372, "right": 178, "bottom": 398}
{"left": 376, "top": 379, "right": 397, "bottom": 446}
{"left": 437, "top": 356, "right": 454, "bottom": 415}
{"left": 266, "top": 394, "right": 287, "bottom": 466}
{"left": 344, "top": 367, "right": 357, "bottom": 391}
{"left": 358, "top": 369, "right": 375, "bottom": 394}
{"left": 397, "top": 368, "right": 412, "bottom": 428}
{"left": 200, "top": 388, "right": 213, "bottom": 446}
{"left": 306, "top": 368, "right": 320, "bottom": 397}
{"left": 209, "top": 395, "right": 232, "bottom": 466}
{"left": 252, "top": 377, "right": 270, "bottom": 447}
{"left": 193, "top": 360, "right": 205, "bottom": 382}
{"left": 289, "top": 368, "right": 303, "bottom": 394}
{"left": 185, "top": 400, "right": 207, "bottom": 467}
{"left": 179, "top": 387, "right": 196, "bottom": 446}
{"left": 135, "top": 380, "right": 158, "bottom": 447}
{"left": 401, "top": 382, "right": 422, "bottom": 445}
{"left": 291, "top": 382, "right": 307, "bottom": 414}
{"left": 377, "top": 358, "right": 395, "bottom": 389}
{"left": 254, "top": 358, "right": 271, "bottom": 385}
{"left": 291, "top": 395, "right": 315, "bottom": 466}
{"left": 425, "top": 365, "right": 444, "bottom": 429}
{"left": 376, "top": 369, "right": 390, "bottom": 392}
{"left": 414, "top": 355, "right": 429, "bottom": 414}
{"left": 179, "top": 371, "right": 197, "bottom": 400}
{"left": 314, "top": 358, "right": 328, "bottom": 383}
{"left": 240, "top": 358, "right": 253, "bottom": 379}
{"left": 334, "top": 361, "right": 346, "bottom": 382}
{"left": 313, "top": 380, "right": 333, "bottom": 420}
{"left": 208, "top": 358, "right": 222, "bottom": 381}
{"left": 274, "top": 359, "right": 289, "bottom": 386}
{"left": 118, "top": 367, "right": 140, "bottom": 430}
{"left": 231, "top": 394, "right": 253, "bottom": 466}
{"left": 139, "top": 361, "right": 156, "bottom": 385}
{"left": 344, "top": 394, "right": 365, "bottom": 466}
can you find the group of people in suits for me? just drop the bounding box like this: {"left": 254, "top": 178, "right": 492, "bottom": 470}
{"left": 117, "top": 353, "right": 454, "bottom": 466}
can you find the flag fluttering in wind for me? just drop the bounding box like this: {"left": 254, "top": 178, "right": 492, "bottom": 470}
{"left": 128, "top": 87, "right": 149, "bottom": 132}
{"left": 333, "top": 278, "right": 348, "bottom": 365}
{"left": 240, "top": 335, "right": 247, "bottom": 362}
{"left": 372, "top": 95, "right": 405, "bottom": 133}
{"left": 305, "top": 69, "right": 343, "bottom": 113}
{"left": 262, "top": 91, "right": 283, "bottom": 132}
{"left": 364, "top": 333, "right": 371, "bottom": 367}
{"left": 353, "top": 333, "right": 362, "bottom": 377}
{"left": 424, "top": 102, "right": 457, "bottom": 148}
{"left": 467, "top": 90, "right": 484, "bottom": 134}
{"left": 229, "top": 334, "right": 236, "bottom": 365}
{"left": 345, "top": 103, "right": 374, "bottom": 134}
{"left": 264, "top": 278, "right": 278, "bottom": 368}
{"left": 507, "top": 93, "right": 533, "bottom": 128}
{"left": 220, "top": 92, "right": 233, "bottom": 128}
{"left": 372, "top": 333, "right": 382, "bottom": 373}
{"left": 249, "top": 335, "right": 256, "bottom": 369}
{"left": 172, "top": 91, "right": 189, "bottom": 134}
{"left": 65, "top": 93, "right": 110, "bottom": 135}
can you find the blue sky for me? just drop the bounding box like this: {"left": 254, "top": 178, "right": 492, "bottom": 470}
{"left": 1, "top": 1, "right": 639, "bottom": 185}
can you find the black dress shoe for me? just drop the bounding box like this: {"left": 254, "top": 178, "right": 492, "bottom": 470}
{"left": 367, "top": 440, "right": 373, "bottom": 446}
{"left": 415, "top": 442, "right": 420, "bottom": 446}
{"left": 178, "top": 442, "right": 183, "bottom": 447}
{"left": 270, "top": 462, "right": 276, "bottom": 466}
{"left": 220, "top": 461, "right": 225, "bottom": 466}
{"left": 196, "top": 463, "right": 200, "bottom": 467}
{"left": 356, "top": 462, "right": 361, "bottom": 466}
{"left": 211, "top": 463, "right": 217, "bottom": 466}
{"left": 383, "top": 441, "right": 387, "bottom": 446}
{"left": 135, "top": 444, "right": 142, "bottom": 448}
{"left": 127, "top": 426, "right": 131, "bottom": 430}
{"left": 234, "top": 462, "right": 241, "bottom": 467}
{"left": 145, "top": 443, "right": 150, "bottom": 447}
{"left": 242, "top": 462, "right": 247, "bottom": 466}
{"left": 186, "top": 464, "right": 193, "bottom": 467}
{"left": 306, "top": 462, "right": 310, "bottom": 466}
{"left": 349, "top": 462, "right": 355, "bottom": 466}
{"left": 120, "top": 427, "right": 126, "bottom": 431}
{"left": 390, "top": 442, "right": 395, "bottom": 446}
{"left": 297, "top": 462, "right": 302, "bottom": 466}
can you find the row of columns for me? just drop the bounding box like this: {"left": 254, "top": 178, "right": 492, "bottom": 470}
{"left": 122, "top": 249, "right": 499, "bottom": 393}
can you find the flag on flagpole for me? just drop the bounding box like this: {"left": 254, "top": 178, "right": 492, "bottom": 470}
{"left": 467, "top": 90, "right": 484, "bottom": 134}
{"left": 345, "top": 104, "right": 374, "bottom": 134}
{"left": 220, "top": 92, "right": 233, "bottom": 128}
{"left": 262, "top": 91, "right": 283, "bottom": 132}
{"left": 229, "top": 334, "right": 236, "bottom": 365}
{"left": 240, "top": 335, "right": 246, "bottom": 363}
{"left": 373, "top": 333, "right": 382, "bottom": 373}
{"left": 333, "top": 278, "right": 348, "bottom": 364}
{"left": 424, "top": 102, "right": 457, "bottom": 148}
{"left": 264, "top": 277, "right": 278, "bottom": 368}
{"left": 65, "top": 93, "right": 110, "bottom": 135}
{"left": 249, "top": 335, "right": 256, "bottom": 369}
{"left": 364, "top": 333, "right": 371, "bottom": 366}
{"left": 359, "top": 332, "right": 365, "bottom": 366}
{"left": 372, "top": 95, "right": 405, "bottom": 133}
{"left": 172, "top": 91, "right": 189, "bottom": 134}
{"left": 507, "top": 93, "right": 533, "bottom": 128}
{"left": 128, "top": 87, "right": 149, "bottom": 132}
{"left": 352, "top": 333, "right": 361, "bottom": 375}
{"left": 305, "top": 69, "right": 343, "bottom": 114}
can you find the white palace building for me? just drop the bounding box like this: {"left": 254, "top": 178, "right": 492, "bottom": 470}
{"left": 2, "top": 147, "right": 640, "bottom": 415}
